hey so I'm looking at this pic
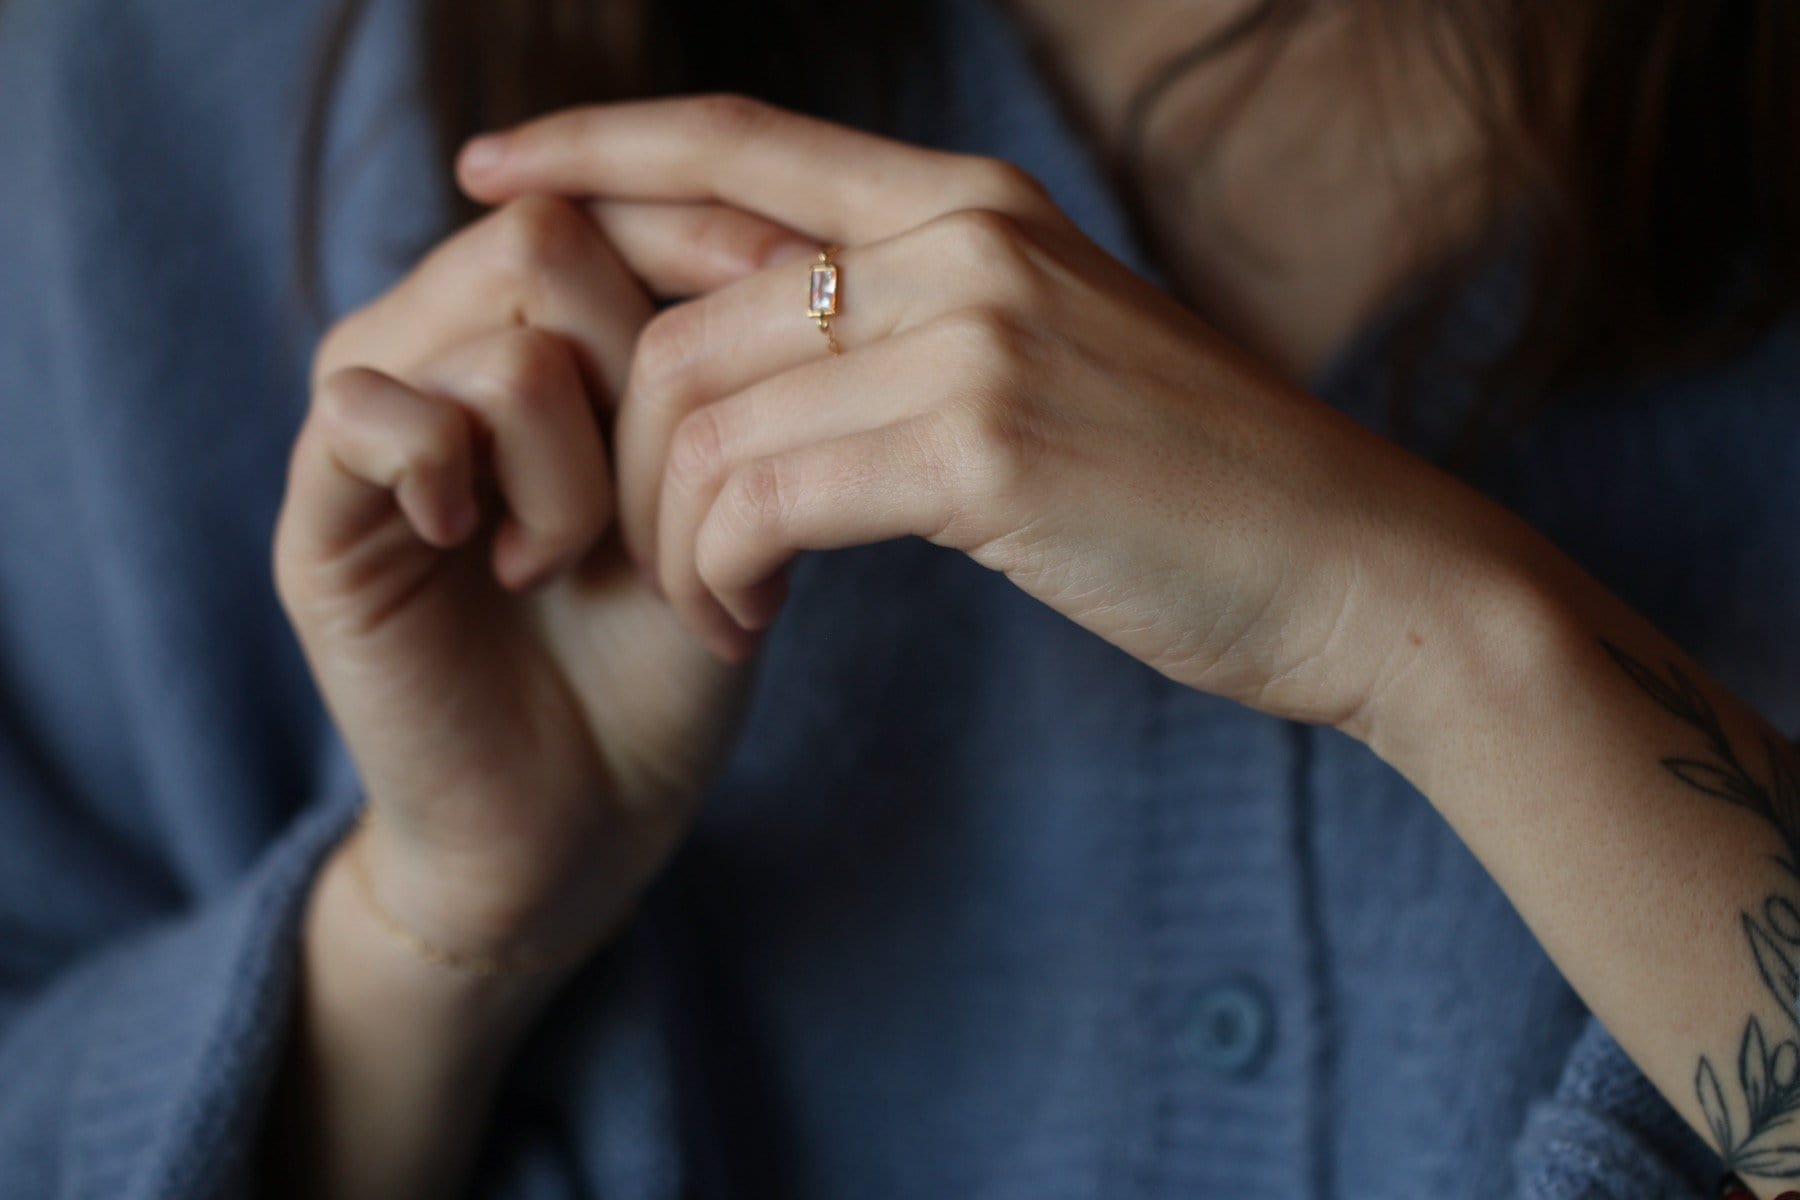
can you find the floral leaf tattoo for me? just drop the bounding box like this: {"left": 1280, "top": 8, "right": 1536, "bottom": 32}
{"left": 1601, "top": 638, "right": 1800, "bottom": 1177}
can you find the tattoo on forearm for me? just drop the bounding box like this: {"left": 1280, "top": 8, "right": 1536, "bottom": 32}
{"left": 1601, "top": 638, "right": 1800, "bottom": 1178}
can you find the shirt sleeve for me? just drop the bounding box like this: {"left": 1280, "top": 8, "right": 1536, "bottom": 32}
{"left": 1512, "top": 1015, "right": 1720, "bottom": 1199}
{"left": 0, "top": 724, "right": 689, "bottom": 1200}
{"left": 0, "top": 762, "right": 357, "bottom": 1200}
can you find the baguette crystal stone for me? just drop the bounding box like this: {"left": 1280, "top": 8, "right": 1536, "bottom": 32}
{"left": 809, "top": 262, "right": 839, "bottom": 316}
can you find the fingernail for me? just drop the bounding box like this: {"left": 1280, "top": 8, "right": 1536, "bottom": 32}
{"left": 459, "top": 136, "right": 505, "bottom": 177}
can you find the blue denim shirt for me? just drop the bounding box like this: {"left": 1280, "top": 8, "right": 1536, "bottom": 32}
{"left": 1, "top": 0, "right": 1796, "bottom": 1196}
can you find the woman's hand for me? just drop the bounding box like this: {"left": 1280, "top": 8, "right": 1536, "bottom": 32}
{"left": 457, "top": 96, "right": 1530, "bottom": 738}
{"left": 458, "top": 103, "right": 1800, "bottom": 1194}
{"left": 269, "top": 193, "right": 820, "bottom": 1200}
{"left": 275, "top": 192, "right": 811, "bottom": 965}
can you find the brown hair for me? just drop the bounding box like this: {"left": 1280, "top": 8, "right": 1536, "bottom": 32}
{"left": 301, "top": 0, "right": 1800, "bottom": 446}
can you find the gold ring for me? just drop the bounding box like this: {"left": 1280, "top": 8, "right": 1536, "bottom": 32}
{"left": 807, "top": 245, "right": 842, "bottom": 356}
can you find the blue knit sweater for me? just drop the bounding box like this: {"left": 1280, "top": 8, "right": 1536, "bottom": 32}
{"left": 2, "top": 0, "right": 1797, "bottom": 1195}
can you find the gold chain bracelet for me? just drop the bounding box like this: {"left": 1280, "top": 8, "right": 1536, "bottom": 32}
{"left": 344, "top": 806, "right": 603, "bottom": 979}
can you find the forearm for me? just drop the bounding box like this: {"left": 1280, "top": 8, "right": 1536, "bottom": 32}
{"left": 258, "top": 823, "right": 578, "bottom": 1200}
{"left": 1357, "top": 529, "right": 1800, "bottom": 1194}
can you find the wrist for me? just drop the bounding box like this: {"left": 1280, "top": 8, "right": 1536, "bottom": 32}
{"left": 352, "top": 805, "right": 637, "bottom": 975}
{"left": 270, "top": 825, "right": 582, "bottom": 1200}
{"left": 312, "top": 826, "right": 581, "bottom": 1021}
{"left": 1338, "top": 516, "right": 1595, "bottom": 781}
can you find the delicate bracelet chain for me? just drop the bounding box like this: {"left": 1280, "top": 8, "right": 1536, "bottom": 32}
{"left": 344, "top": 806, "right": 601, "bottom": 979}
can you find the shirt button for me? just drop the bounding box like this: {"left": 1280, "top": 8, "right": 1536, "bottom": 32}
{"left": 1187, "top": 978, "right": 1274, "bottom": 1079}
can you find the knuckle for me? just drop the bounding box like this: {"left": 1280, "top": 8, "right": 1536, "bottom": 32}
{"left": 940, "top": 207, "right": 1028, "bottom": 259}
{"left": 528, "top": 105, "right": 606, "bottom": 156}
{"left": 930, "top": 305, "right": 1035, "bottom": 375}
{"left": 666, "top": 405, "right": 730, "bottom": 490}
{"left": 938, "top": 382, "right": 1050, "bottom": 509}
{"left": 473, "top": 327, "right": 571, "bottom": 411}
{"left": 403, "top": 412, "right": 467, "bottom": 481}
{"left": 486, "top": 195, "right": 590, "bottom": 282}
{"left": 685, "top": 205, "right": 747, "bottom": 264}
{"left": 697, "top": 209, "right": 790, "bottom": 276}
{"left": 743, "top": 220, "right": 807, "bottom": 272}
{"left": 934, "top": 208, "right": 1044, "bottom": 305}
{"left": 893, "top": 416, "right": 963, "bottom": 510}
{"left": 696, "top": 93, "right": 773, "bottom": 140}
{"left": 310, "top": 308, "right": 373, "bottom": 386}
{"left": 311, "top": 365, "right": 387, "bottom": 428}
{"left": 692, "top": 543, "right": 724, "bottom": 595}
{"left": 630, "top": 301, "right": 707, "bottom": 396}
{"left": 728, "top": 455, "right": 792, "bottom": 535}
{"left": 692, "top": 524, "right": 738, "bottom": 595}
{"left": 960, "top": 157, "right": 1054, "bottom": 215}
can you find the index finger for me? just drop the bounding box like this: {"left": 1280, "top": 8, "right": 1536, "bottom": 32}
{"left": 455, "top": 94, "right": 1057, "bottom": 245}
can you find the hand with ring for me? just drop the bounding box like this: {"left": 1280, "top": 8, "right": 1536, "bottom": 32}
{"left": 456, "top": 94, "right": 1548, "bottom": 741}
